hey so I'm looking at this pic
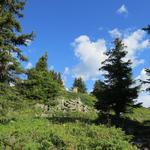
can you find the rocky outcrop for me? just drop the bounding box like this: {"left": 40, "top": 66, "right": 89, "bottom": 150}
{"left": 35, "top": 98, "right": 89, "bottom": 113}
{"left": 57, "top": 98, "right": 89, "bottom": 112}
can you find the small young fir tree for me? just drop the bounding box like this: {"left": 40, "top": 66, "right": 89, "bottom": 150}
{"left": 72, "top": 77, "right": 87, "bottom": 93}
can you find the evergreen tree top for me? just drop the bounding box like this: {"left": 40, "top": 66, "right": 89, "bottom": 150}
{"left": 72, "top": 77, "right": 87, "bottom": 93}
{"left": 35, "top": 52, "right": 48, "bottom": 72}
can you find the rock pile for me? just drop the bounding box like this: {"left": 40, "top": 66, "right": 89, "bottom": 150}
{"left": 57, "top": 98, "right": 89, "bottom": 112}
{"left": 35, "top": 98, "right": 89, "bottom": 113}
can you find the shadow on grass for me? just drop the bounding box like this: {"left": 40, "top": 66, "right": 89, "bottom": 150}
{"left": 46, "top": 116, "right": 95, "bottom": 124}
{"left": 120, "top": 118, "right": 150, "bottom": 150}
{"left": 42, "top": 112, "right": 150, "bottom": 149}
{"left": 96, "top": 114, "right": 150, "bottom": 150}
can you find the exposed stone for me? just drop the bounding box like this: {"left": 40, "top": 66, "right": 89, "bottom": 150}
{"left": 72, "top": 87, "right": 78, "bottom": 93}
{"left": 35, "top": 98, "right": 90, "bottom": 113}
{"left": 57, "top": 98, "right": 89, "bottom": 112}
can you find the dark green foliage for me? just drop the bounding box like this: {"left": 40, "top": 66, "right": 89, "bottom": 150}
{"left": 0, "top": 0, "right": 34, "bottom": 84}
{"left": 18, "top": 54, "right": 61, "bottom": 105}
{"left": 92, "top": 80, "right": 105, "bottom": 99}
{"left": 35, "top": 52, "right": 48, "bottom": 72}
{"left": 72, "top": 77, "right": 87, "bottom": 93}
{"left": 0, "top": 0, "right": 33, "bottom": 123}
{"left": 93, "top": 81, "right": 109, "bottom": 114}
{"left": 0, "top": 83, "right": 25, "bottom": 122}
{"left": 97, "top": 38, "right": 140, "bottom": 120}
{"left": 22, "top": 70, "right": 60, "bottom": 102}
{"left": 49, "top": 70, "right": 64, "bottom": 86}
{"left": 143, "top": 25, "right": 150, "bottom": 34}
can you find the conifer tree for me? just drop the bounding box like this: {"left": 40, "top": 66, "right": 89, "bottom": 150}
{"left": 19, "top": 53, "right": 60, "bottom": 106}
{"left": 49, "top": 70, "right": 63, "bottom": 86}
{"left": 57, "top": 72, "right": 63, "bottom": 85}
{"left": 0, "top": 0, "right": 33, "bottom": 117}
{"left": 0, "top": 0, "right": 33, "bottom": 84}
{"left": 72, "top": 77, "right": 87, "bottom": 93}
{"left": 35, "top": 52, "right": 48, "bottom": 72}
{"left": 97, "top": 38, "right": 139, "bottom": 121}
{"left": 143, "top": 25, "right": 150, "bottom": 34}
{"left": 92, "top": 80, "right": 105, "bottom": 98}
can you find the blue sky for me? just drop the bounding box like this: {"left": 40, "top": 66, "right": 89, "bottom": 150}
{"left": 21, "top": 0, "right": 150, "bottom": 107}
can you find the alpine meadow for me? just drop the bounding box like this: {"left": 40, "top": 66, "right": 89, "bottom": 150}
{"left": 0, "top": 0, "right": 150, "bottom": 150}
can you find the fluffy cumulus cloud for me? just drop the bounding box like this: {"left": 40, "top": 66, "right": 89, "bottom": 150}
{"left": 108, "top": 29, "right": 150, "bottom": 67}
{"left": 71, "top": 29, "right": 150, "bottom": 81}
{"left": 72, "top": 35, "right": 107, "bottom": 80}
{"left": 123, "top": 30, "right": 150, "bottom": 67}
{"left": 62, "top": 67, "right": 70, "bottom": 82}
{"left": 134, "top": 69, "right": 150, "bottom": 107}
{"left": 109, "top": 28, "right": 122, "bottom": 38}
{"left": 117, "top": 4, "right": 128, "bottom": 15}
{"left": 136, "top": 93, "right": 150, "bottom": 108}
{"left": 136, "top": 69, "right": 149, "bottom": 91}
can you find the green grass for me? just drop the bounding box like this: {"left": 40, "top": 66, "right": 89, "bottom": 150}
{"left": 0, "top": 117, "right": 137, "bottom": 150}
{"left": 1, "top": 95, "right": 150, "bottom": 149}
{"left": 125, "top": 107, "right": 150, "bottom": 123}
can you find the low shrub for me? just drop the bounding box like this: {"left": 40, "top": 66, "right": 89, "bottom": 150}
{"left": 0, "top": 118, "right": 137, "bottom": 150}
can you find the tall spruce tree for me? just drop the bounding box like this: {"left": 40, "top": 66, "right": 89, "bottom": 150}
{"left": 0, "top": 0, "right": 33, "bottom": 119}
{"left": 0, "top": 0, "right": 33, "bottom": 84}
{"left": 72, "top": 77, "right": 87, "bottom": 93}
{"left": 98, "top": 38, "right": 139, "bottom": 121}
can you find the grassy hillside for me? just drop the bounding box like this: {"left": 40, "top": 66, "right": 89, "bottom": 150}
{"left": 0, "top": 110, "right": 137, "bottom": 150}
{"left": 0, "top": 93, "right": 150, "bottom": 149}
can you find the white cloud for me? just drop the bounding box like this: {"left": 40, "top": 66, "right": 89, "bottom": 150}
{"left": 109, "top": 28, "right": 122, "bottom": 38}
{"left": 123, "top": 30, "right": 150, "bottom": 67}
{"left": 136, "top": 69, "right": 149, "bottom": 91}
{"left": 134, "top": 69, "right": 150, "bottom": 107}
{"left": 136, "top": 93, "right": 150, "bottom": 108}
{"left": 72, "top": 35, "right": 107, "bottom": 80}
{"left": 25, "top": 39, "right": 32, "bottom": 46}
{"left": 64, "top": 67, "right": 70, "bottom": 75}
{"left": 117, "top": 4, "right": 128, "bottom": 15}
{"left": 25, "top": 62, "right": 33, "bottom": 69}
{"left": 71, "top": 29, "right": 150, "bottom": 81}
{"left": 62, "top": 67, "right": 70, "bottom": 84}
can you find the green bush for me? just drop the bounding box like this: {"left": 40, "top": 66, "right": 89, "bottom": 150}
{"left": 0, "top": 118, "right": 137, "bottom": 150}
{"left": 0, "top": 83, "right": 26, "bottom": 123}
